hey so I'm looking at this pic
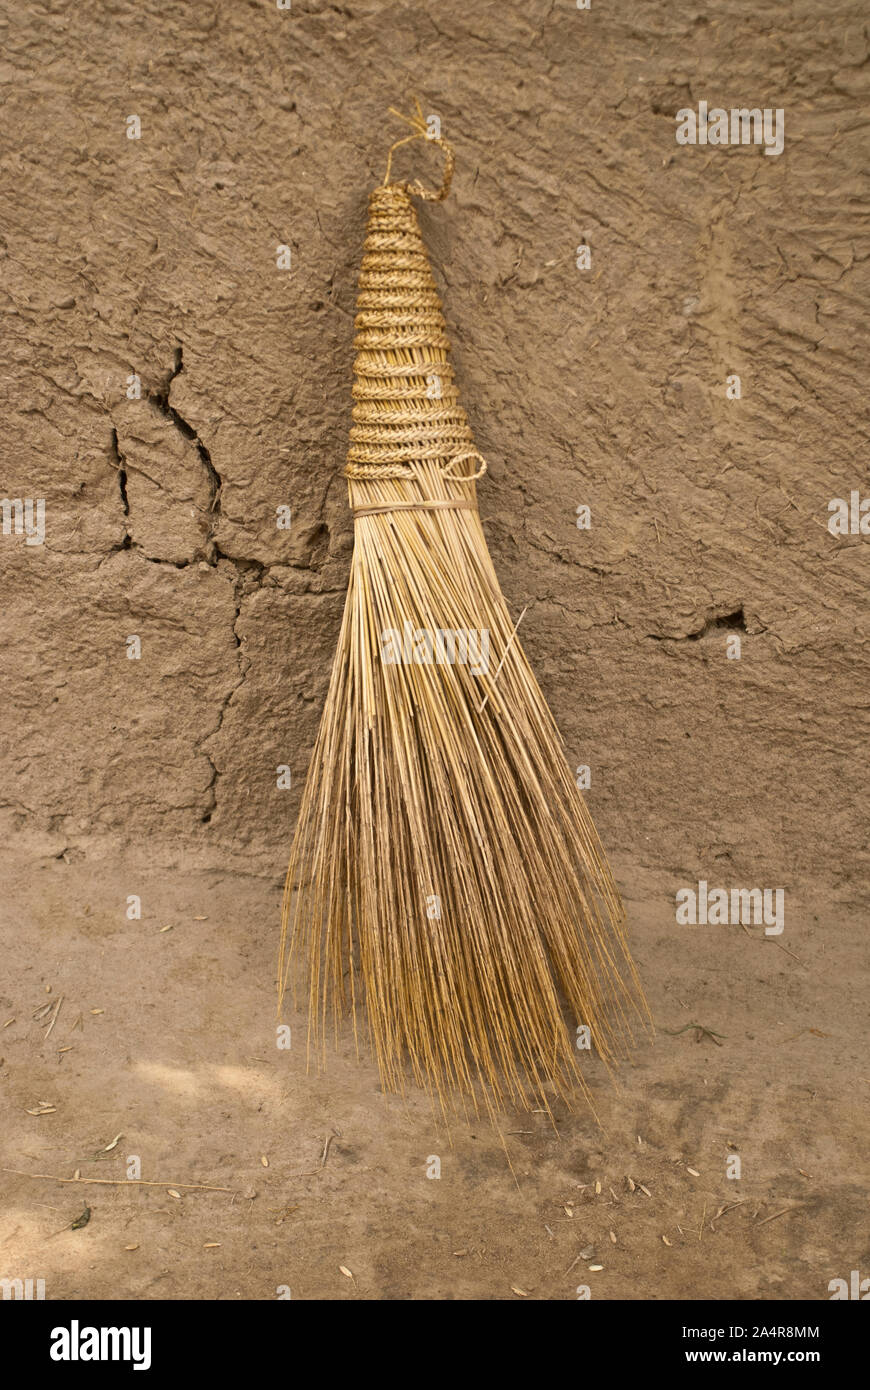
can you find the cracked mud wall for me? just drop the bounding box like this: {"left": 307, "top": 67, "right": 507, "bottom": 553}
{"left": 1, "top": 0, "right": 868, "bottom": 898}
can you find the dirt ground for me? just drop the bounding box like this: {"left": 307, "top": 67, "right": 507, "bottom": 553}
{"left": 1, "top": 851, "right": 866, "bottom": 1301}
{"left": 1, "top": 0, "right": 868, "bottom": 1301}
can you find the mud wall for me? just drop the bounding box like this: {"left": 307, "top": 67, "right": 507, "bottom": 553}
{"left": 2, "top": 0, "right": 867, "bottom": 901}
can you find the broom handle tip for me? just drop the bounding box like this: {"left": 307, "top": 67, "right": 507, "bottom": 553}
{"left": 381, "top": 101, "right": 455, "bottom": 203}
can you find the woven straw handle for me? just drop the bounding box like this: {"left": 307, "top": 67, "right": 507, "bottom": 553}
{"left": 344, "top": 104, "right": 486, "bottom": 488}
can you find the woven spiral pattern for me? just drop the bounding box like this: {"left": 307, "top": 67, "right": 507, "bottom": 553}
{"left": 345, "top": 183, "right": 474, "bottom": 480}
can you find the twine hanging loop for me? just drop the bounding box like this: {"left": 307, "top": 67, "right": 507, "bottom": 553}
{"left": 381, "top": 98, "right": 455, "bottom": 202}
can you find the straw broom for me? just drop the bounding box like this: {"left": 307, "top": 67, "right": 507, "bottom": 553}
{"left": 279, "top": 105, "right": 650, "bottom": 1117}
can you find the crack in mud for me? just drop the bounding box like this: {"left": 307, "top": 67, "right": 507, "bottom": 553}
{"left": 647, "top": 606, "right": 748, "bottom": 641}
{"left": 149, "top": 345, "right": 223, "bottom": 565}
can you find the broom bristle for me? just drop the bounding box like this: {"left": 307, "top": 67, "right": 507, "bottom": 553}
{"left": 279, "top": 128, "right": 650, "bottom": 1118}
